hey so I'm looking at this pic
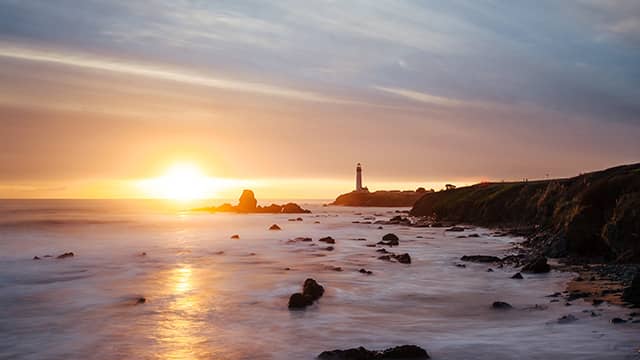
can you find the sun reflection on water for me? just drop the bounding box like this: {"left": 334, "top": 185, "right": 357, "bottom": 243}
{"left": 154, "top": 265, "right": 210, "bottom": 360}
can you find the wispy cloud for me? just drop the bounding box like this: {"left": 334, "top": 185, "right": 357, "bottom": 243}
{"left": 0, "top": 43, "right": 349, "bottom": 104}
{"left": 373, "top": 86, "right": 488, "bottom": 108}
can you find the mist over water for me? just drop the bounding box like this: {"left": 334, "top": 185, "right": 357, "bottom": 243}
{"left": 0, "top": 200, "right": 637, "bottom": 359}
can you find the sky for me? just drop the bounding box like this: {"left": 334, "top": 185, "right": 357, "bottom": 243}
{"left": 0, "top": 0, "right": 639, "bottom": 199}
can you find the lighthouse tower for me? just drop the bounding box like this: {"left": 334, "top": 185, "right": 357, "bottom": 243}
{"left": 355, "top": 163, "right": 363, "bottom": 192}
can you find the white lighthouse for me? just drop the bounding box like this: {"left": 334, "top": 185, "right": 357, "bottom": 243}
{"left": 355, "top": 163, "right": 363, "bottom": 192}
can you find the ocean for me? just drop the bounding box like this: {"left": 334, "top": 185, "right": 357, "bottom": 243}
{"left": 0, "top": 199, "right": 637, "bottom": 359}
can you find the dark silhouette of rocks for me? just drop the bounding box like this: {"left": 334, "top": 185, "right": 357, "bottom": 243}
{"left": 359, "top": 268, "right": 373, "bottom": 275}
{"left": 331, "top": 190, "right": 428, "bottom": 207}
{"left": 377, "top": 233, "right": 399, "bottom": 247}
{"left": 511, "top": 272, "right": 524, "bottom": 279}
{"left": 230, "top": 234, "right": 240, "bottom": 239}
{"left": 269, "top": 224, "right": 281, "bottom": 231}
{"left": 56, "top": 252, "right": 74, "bottom": 259}
{"left": 460, "top": 255, "right": 501, "bottom": 263}
{"left": 521, "top": 256, "right": 551, "bottom": 273}
{"left": 32, "top": 256, "right": 40, "bottom": 260}
{"left": 492, "top": 301, "right": 513, "bottom": 310}
{"left": 319, "top": 236, "right": 336, "bottom": 244}
{"left": 623, "top": 272, "right": 640, "bottom": 306}
{"left": 135, "top": 297, "right": 146, "bottom": 304}
{"left": 196, "top": 189, "right": 310, "bottom": 214}
{"left": 395, "top": 253, "right": 411, "bottom": 264}
{"left": 288, "top": 278, "right": 325, "bottom": 310}
{"left": 318, "top": 345, "right": 430, "bottom": 359}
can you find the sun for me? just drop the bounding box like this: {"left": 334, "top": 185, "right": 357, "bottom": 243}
{"left": 139, "top": 163, "right": 215, "bottom": 201}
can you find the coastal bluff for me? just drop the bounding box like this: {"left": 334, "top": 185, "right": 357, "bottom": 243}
{"left": 410, "top": 163, "right": 640, "bottom": 262}
{"left": 331, "top": 189, "right": 428, "bottom": 207}
{"left": 196, "top": 190, "right": 310, "bottom": 214}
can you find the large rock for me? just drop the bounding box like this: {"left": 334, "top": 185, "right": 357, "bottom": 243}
{"left": 318, "top": 345, "right": 429, "bottom": 360}
{"left": 521, "top": 256, "right": 551, "bottom": 273}
{"left": 237, "top": 189, "right": 257, "bottom": 212}
{"left": 623, "top": 272, "right": 640, "bottom": 306}
{"left": 288, "top": 278, "right": 324, "bottom": 310}
{"left": 460, "top": 255, "right": 501, "bottom": 263}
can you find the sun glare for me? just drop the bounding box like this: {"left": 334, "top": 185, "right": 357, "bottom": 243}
{"left": 139, "top": 163, "right": 216, "bottom": 201}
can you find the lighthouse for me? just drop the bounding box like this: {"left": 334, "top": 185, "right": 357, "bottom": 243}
{"left": 355, "top": 163, "right": 363, "bottom": 192}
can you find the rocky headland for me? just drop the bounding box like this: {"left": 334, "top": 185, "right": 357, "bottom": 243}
{"left": 195, "top": 190, "right": 310, "bottom": 214}
{"left": 331, "top": 188, "right": 430, "bottom": 207}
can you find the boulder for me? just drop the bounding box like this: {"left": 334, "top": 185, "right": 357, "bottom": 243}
{"left": 492, "top": 301, "right": 513, "bottom": 310}
{"left": 394, "top": 253, "right": 412, "bottom": 264}
{"left": 302, "top": 278, "right": 325, "bottom": 300}
{"left": 318, "top": 345, "right": 429, "bottom": 360}
{"left": 230, "top": 234, "right": 240, "bottom": 239}
{"left": 382, "top": 233, "right": 399, "bottom": 242}
{"left": 319, "top": 236, "right": 336, "bottom": 244}
{"left": 460, "top": 255, "right": 501, "bottom": 263}
{"left": 269, "top": 224, "right": 281, "bottom": 231}
{"left": 33, "top": 256, "right": 40, "bottom": 260}
{"left": 288, "top": 293, "right": 313, "bottom": 309}
{"left": 56, "top": 252, "right": 74, "bottom": 259}
{"left": 622, "top": 272, "right": 640, "bottom": 306}
{"left": 511, "top": 272, "right": 523, "bottom": 279}
{"left": 521, "top": 256, "right": 551, "bottom": 273}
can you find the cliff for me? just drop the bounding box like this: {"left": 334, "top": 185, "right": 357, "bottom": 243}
{"left": 332, "top": 190, "right": 429, "bottom": 207}
{"left": 410, "top": 163, "right": 640, "bottom": 262}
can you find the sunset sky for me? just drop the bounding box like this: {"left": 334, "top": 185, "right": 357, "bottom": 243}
{"left": 1, "top": 1, "right": 639, "bottom": 199}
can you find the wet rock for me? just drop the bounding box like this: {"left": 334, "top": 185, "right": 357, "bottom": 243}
{"left": 288, "top": 278, "right": 325, "bottom": 309}
{"left": 592, "top": 299, "right": 604, "bottom": 306}
{"left": 492, "top": 301, "right": 513, "bottom": 310}
{"left": 460, "top": 255, "right": 501, "bottom": 263}
{"left": 376, "top": 248, "right": 389, "bottom": 253}
{"left": 284, "top": 267, "right": 291, "bottom": 271}
{"left": 468, "top": 233, "right": 480, "bottom": 238}
{"left": 359, "top": 268, "right": 373, "bottom": 275}
{"left": 521, "top": 256, "right": 551, "bottom": 273}
{"left": 487, "top": 268, "right": 493, "bottom": 272}
{"left": 558, "top": 314, "right": 577, "bottom": 324}
{"left": 567, "top": 291, "right": 591, "bottom": 301}
{"left": 455, "top": 263, "right": 466, "bottom": 268}
{"left": 56, "top": 252, "right": 74, "bottom": 259}
{"left": 330, "top": 266, "right": 343, "bottom": 272}
{"left": 365, "top": 244, "right": 377, "bottom": 247}
{"left": 318, "top": 345, "right": 429, "bottom": 360}
{"left": 446, "top": 226, "right": 465, "bottom": 232}
{"left": 622, "top": 272, "right": 640, "bottom": 306}
{"left": 269, "top": 224, "right": 281, "bottom": 231}
{"left": 296, "top": 217, "right": 303, "bottom": 221}
{"left": 377, "top": 226, "right": 384, "bottom": 230}
{"left": 294, "top": 237, "right": 312, "bottom": 242}
{"left": 394, "top": 253, "right": 411, "bottom": 264}
{"left": 382, "top": 233, "right": 399, "bottom": 242}
{"left": 323, "top": 246, "right": 335, "bottom": 251}
{"left": 378, "top": 233, "right": 399, "bottom": 247}
{"left": 139, "top": 252, "right": 147, "bottom": 256}
{"left": 511, "top": 272, "right": 523, "bottom": 279}
{"left": 378, "top": 255, "right": 393, "bottom": 262}
{"left": 135, "top": 297, "right": 146, "bottom": 304}
{"left": 32, "top": 256, "right": 40, "bottom": 260}
{"left": 319, "top": 236, "right": 336, "bottom": 244}
{"left": 611, "top": 317, "right": 627, "bottom": 324}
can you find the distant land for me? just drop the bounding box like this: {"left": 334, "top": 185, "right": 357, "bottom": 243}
{"left": 410, "top": 163, "right": 640, "bottom": 262}
{"left": 331, "top": 188, "right": 431, "bottom": 207}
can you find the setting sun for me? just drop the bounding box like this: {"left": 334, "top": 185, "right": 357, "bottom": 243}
{"left": 138, "top": 163, "right": 216, "bottom": 200}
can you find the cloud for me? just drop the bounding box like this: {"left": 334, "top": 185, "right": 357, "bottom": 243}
{"left": 373, "top": 86, "right": 488, "bottom": 108}
{"left": 0, "top": 43, "right": 351, "bottom": 104}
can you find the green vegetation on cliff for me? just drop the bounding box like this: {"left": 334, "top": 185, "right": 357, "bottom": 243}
{"left": 410, "top": 163, "right": 640, "bottom": 262}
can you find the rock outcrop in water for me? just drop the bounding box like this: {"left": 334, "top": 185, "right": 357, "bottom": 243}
{"left": 410, "top": 163, "right": 640, "bottom": 262}
{"left": 318, "top": 345, "right": 430, "bottom": 359}
{"left": 196, "top": 190, "right": 310, "bottom": 214}
{"left": 288, "top": 278, "right": 325, "bottom": 309}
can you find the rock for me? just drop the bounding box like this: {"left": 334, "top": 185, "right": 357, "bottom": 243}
{"left": 288, "top": 278, "right": 325, "bottom": 309}
{"left": 622, "top": 272, "right": 640, "bottom": 306}
{"left": 288, "top": 293, "right": 313, "bottom": 309}
{"left": 365, "top": 244, "right": 377, "bottom": 247}
{"left": 611, "top": 317, "right": 627, "bottom": 324}
{"left": 492, "top": 301, "right": 513, "bottom": 310}
{"left": 460, "top": 255, "right": 501, "bottom": 263}
{"left": 296, "top": 217, "right": 303, "bottom": 221}
{"left": 269, "top": 224, "right": 281, "bottom": 231}
{"left": 135, "top": 297, "right": 146, "bottom": 304}
{"left": 377, "top": 226, "right": 384, "bottom": 230}
{"left": 281, "top": 203, "right": 310, "bottom": 214}
{"left": 331, "top": 266, "right": 343, "bottom": 272}
{"left": 446, "top": 226, "right": 465, "bottom": 232}
{"left": 521, "top": 256, "right": 551, "bottom": 273}
{"left": 592, "top": 299, "right": 604, "bottom": 306}
{"left": 319, "top": 236, "right": 336, "bottom": 244}
{"left": 468, "top": 233, "right": 480, "bottom": 238}
{"left": 511, "top": 272, "right": 523, "bottom": 279}
{"left": 324, "top": 246, "right": 335, "bottom": 251}
{"left": 455, "top": 263, "right": 466, "bottom": 268}
{"left": 378, "top": 255, "right": 393, "bottom": 262}
{"left": 394, "top": 253, "right": 411, "bottom": 264}
{"left": 230, "top": 234, "right": 240, "bottom": 239}
{"left": 382, "top": 233, "right": 399, "bottom": 242}
{"left": 380, "top": 345, "right": 430, "bottom": 359}
{"left": 33, "top": 256, "right": 40, "bottom": 260}
{"left": 359, "top": 268, "right": 373, "bottom": 275}
{"left": 558, "top": 314, "right": 577, "bottom": 324}
{"left": 237, "top": 189, "right": 257, "bottom": 212}
{"left": 318, "top": 345, "right": 429, "bottom": 360}
{"left": 487, "top": 268, "right": 493, "bottom": 272}
{"left": 303, "top": 278, "right": 325, "bottom": 300}
{"left": 56, "top": 252, "right": 74, "bottom": 259}
{"left": 567, "top": 291, "right": 591, "bottom": 301}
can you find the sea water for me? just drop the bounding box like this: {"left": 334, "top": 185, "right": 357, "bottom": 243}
{"left": 0, "top": 200, "right": 638, "bottom": 359}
